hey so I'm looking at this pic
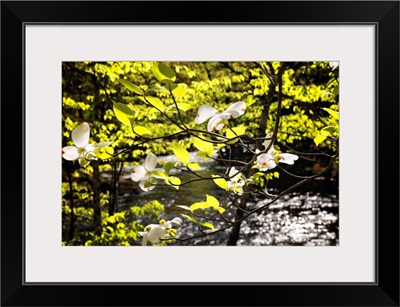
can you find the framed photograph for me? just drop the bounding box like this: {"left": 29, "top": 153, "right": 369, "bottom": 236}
{"left": 1, "top": 1, "right": 399, "bottom": 306}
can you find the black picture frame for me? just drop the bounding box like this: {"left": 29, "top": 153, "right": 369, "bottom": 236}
{"left": 1, "top": 1, "right": 399, "bottom": 306}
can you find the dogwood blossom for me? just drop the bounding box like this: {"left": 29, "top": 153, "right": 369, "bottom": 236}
{"left": 227, "top": 166, "right": 245, "bottom": 195}
{"left": 263, "top": 132, "right": 274, "bottom": 151}
{"left": 195, "top": 101, "right": 246, "bottom": 132}
{"left": 139, "top": 217, "right": 183, "bottom": 246}
{"left": 255, "top": 147, "right": 299, "bottom": 171}
{"left": 329, "top": 61, "right": 339, "bottom": 71}
{"left": 62, "top": 122, "right": 97, "bottom": 166}
{"left": 131, "top": 152, "right": 165, "bottom": 192}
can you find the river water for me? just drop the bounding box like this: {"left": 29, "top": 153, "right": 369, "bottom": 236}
{"left": 117, "top": 153, "right": 339, "bottom": 246}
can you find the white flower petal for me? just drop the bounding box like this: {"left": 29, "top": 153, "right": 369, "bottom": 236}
{"left": 71, "top": 122, "right": 90, "bottom": 148}
{"left": 224, "top": 101, "right": 246, "bottom": 118}
{"left": 170, "top": 217, "right": 183, "bottom": 226}
{"left": 131, "top": 165, "right": 146, "bottom": 182}
{"left": 329, "top": 61, "right": 339, "bottom": 71}
{"left": 195, "top": 105, "right": 219, "bottom": 124}
{"left": 85, "top": 144, "right": 95, "bottom": 152}
{"left": 62, "top": 146, "right": 80, "bottom": 161}
{"left": 229, "top": 167, "right": 238, "bottom": 177}
{"left": 257, "top": 153, "right": 277, "bottom": 170}
{"left": 218, "top": 112, "right": 233, "bottom": 120}
{"left": 279, "top": 153, "right": 299, "bottom": 165}
{"left": 147, "top": 225, "right": 165, "bottom": 243}
{"left": 207, "top": 115, "right": 224, "bottom": 132}
{"left": 141, "top": 233, "right": 148, "bottom": 246}
{"left": 145, "top": 152, "right": 158, "bottom": 171}
{"left": 139, "top": 180, "right": 156, "bottom": 192}
{"left": 263, "top": 133, "right": 274, "bottom": 150}
{"left": 266, "top": 159, "right": 277, "bottom": 169}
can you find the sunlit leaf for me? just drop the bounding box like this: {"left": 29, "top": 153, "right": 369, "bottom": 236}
{"left": 205, "top": 194, "right": 220, "bottom": 209}
{"left": 176, "top": 103, "right": 193, "bottom": 111}
{"left": 188, "top": 162, "right": 200, "bottom": 171}
{"left": 172, "top": 84, "right": 186, "bottom": 98}
{"left": 322, "top": 107, "right": 339, "bottom": 120}
{"left": 133, "top": 125, "right": 152, "bottom": 138}
{"left": 193, "top": 138, "right": 214, "bottom": 160}
{"left": 118, "top": 79, "right": 143, "bottom": 95}
{"left": 226, "top": 126, "right": 246, "bottom": 138}
{"left": 113, "top": 102, "right": 134, "bottom": 126}
{"left": 200, "top": 221, "right": 214, "bottom": 230}
{"left": 190, "top": 202, "right": 207, "bottom": 212}
{"left": 321, "top": 125, "right": 336, "bottom": 135}
{"left": 151, "top": 170, "right": 167, "bottom": 179}
{"left": 211, "top": 175, "right": 228, "bottom": 191}
{"left": 152, "top": 62, "right": 176, "bottom": 82}
{"left": 173, "top": 142, "right": 190, "bottom": 166}
{"left": 145, "top": 96, "right": 165, "bottom": 112}
{"left": 215, "top": 207, "right": 225, "bottom": 214}
{"left": 166, "top": 176, "right": 181, "bottom": 190}
{"left": 181, "top": 214, "right": 198, "bottom": 224}
{"left": 314, "top": 135, "right": 328, "bottom": 146}
{"left": 94, "top": 147, "right": 114, "bottom": 160}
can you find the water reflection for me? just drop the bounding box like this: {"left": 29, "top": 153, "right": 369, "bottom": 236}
{"left": 118, "top": 156, "right": 339, "bottom": 246}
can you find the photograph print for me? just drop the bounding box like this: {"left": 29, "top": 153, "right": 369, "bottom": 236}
{"left": 61, "top": 61, "right": 339, "bottom": 247}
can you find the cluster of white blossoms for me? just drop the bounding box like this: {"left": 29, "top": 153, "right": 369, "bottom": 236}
{"left": 255, "top": 133, "right": 299, "bottom": 171}
{"left": 139, "top": 217, "right": 183, "bottom": 246}
{"left": 227, "top": 166, "right": 246, "bottom": 195}
{"left": 62, "top": 122, "right": 97, "bottom": 166}
{"left": 130, "top": 152, "right": 165, "bottom": 192}
{"left": 63, "top": 102, "right": 301, "bottom": 247}
{"left": 195, "top": 101, "right": 246, "bottom": 132}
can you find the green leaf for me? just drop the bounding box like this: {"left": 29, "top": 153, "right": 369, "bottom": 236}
{"left": 176, "top": 103, "right": 193, "bottom": 112}
{"left": 173, "top": 142, "right": 190, "bottom": 166}
{"left": 166, "top": 176, "right": 181, "bottom": 190}
{"left": 211, "top": 175, "right": 228, "bottom": 191}
{"left": 181, "top": 214, "right": 198, "bottom": 224}
{"left": 190, "top": 202, "right": 207, "bottom": 212}
{"left": 333, "top": 85, "right": 339, "bottom": 97}
{"left": 162, "top": 79, "right": 178, "bottom": 91}
{"left": 187, "top": 162, "right": 200, "bottom": 171}
{"left": 205, "top": 194, "right": 219, "bottom": 209}
{"left": 133, "top": 125, "right": 152, "bottom": 138}
{"left": 145, "top": 96, "right": 165, "bottom": 112}
{"left": 314, "top": 134, "right": 328, "bottom": 146}
{"left": 200, "top": 221, "right": 214, "bottom": 230}
{"left": 151, "top": 170, "right": 167, "bottom": 179}
{"left": 193, "top": 138, "right": 214, "bottom": 160}
{"left": 163, "top": 161, "right": 177, "bottom": 174}
{"left": 172, "top": 84, "right": 186, "bottom": 98}
{"left": 322, "top": 107, "right": 339, "bottom": 120}
{"left": 216, "top": 207, "right": 226, "bottom": 214}
{"left": 226, "top": 126, "right": 246, "bottom": 138}
{"left": 118, "top": 79, "right": 143, "bottom": 95}
{"left": 321, "top": 125, "right": 336, "bottom": 135}
{"left": 94, "top": 147, "right": 114, "bottom": 160}
{"left": 113, "top": 102, "right": 134, "bottom": 126}
{"left": 152, "top": 63, "right": 176, "bottom": 82}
